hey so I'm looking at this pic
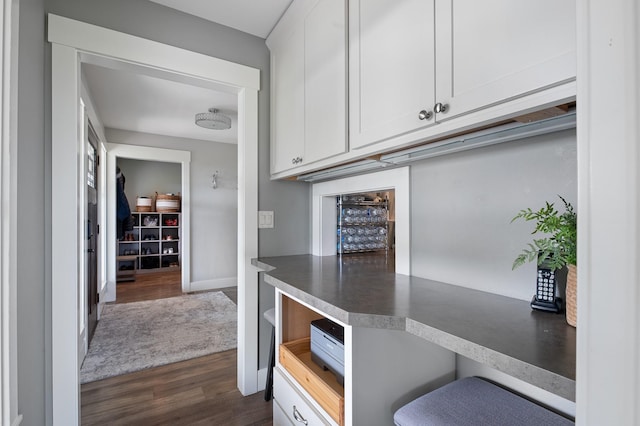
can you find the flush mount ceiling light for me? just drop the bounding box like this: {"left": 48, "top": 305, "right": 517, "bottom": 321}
{"left": 195, "top": 108, "right": 232, "bottom": 130}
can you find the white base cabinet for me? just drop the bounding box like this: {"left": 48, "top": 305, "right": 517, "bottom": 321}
{"left": 274, "top": 367, "right": 334, "bottom": 426}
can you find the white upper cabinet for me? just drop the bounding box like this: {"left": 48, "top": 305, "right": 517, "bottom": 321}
{"left": 349, "top": 0, "right": 437, "bottom": 150}
{"left": 434, "top": 0, "right": 576, "bottom": 122}
{"left": 349, "top": 0, "right": 576, "bottom": 150}
{"left": 270, "top": 24, "right": 305, "bottom": 173}
{"left": 268, "top": 0, "right": 348, "bottom": 175}
{"left": 305, "top": 0, "right": 347, "bottom": 166}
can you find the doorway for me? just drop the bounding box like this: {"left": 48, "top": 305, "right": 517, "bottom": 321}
{"left": 85, "top": 123, "right": 99, "bottom": 344}
{"left": 50, "top": 14, "right": 260, "bottom": 424}
{"left": 115, "top": 158, "right": 182, "bottom": 298}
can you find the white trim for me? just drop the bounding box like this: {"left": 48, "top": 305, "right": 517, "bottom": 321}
{"left": 105, "top": 142, "right": 191, "bottom": 299}
{"left": 311, "top": 167, "right": 411, "bottom": 275}
{"left": 190, "top": 277, "right": 237, "bottom": 292}
{"left": 49, "top": 14, "right": 260, "bottom": 424}
{"left": 48, "top": 14, "right": 259, "bottom": 91}
{"left": 576, "top": 0, "right": 640, "bottom": 424}
{"left": 1, "top": 0, "right": 19, "bottom": 424}
{"left": 236, "top": 87, "right": 260, "bottom": 396}
{"left": 51, "top": 42, "right": 82, "bottom": 424}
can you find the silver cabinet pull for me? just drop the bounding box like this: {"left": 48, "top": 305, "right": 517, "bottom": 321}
{"left": 291, "top": 157, "right": 303, "bottom": 165}
{"left": 292, "top": 158, "right": 296, "bottom": 164}
{"left": 292, "top": 405, "right": 308, "bottom": 425}
{"left": 418, "top": 110, "right": 433, "bottom": 120}
{"left": 434, "top": 102, "right": 449, "bottom": 114}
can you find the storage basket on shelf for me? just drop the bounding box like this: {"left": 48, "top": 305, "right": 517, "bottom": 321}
{"left": 136, "top": 196, "right": 153, "bottom": 212}
{"left": 155, "top": 193, "right": 181, "bottom": 212}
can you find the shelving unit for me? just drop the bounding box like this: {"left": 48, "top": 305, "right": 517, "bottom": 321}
{"left": 277, "top": 294, "right": 345, "bottom": 426}
{"left": 337, "top": 194, "right": 388, "bottom": 255}
{"left": 117, "top": 212, "right": 181, "bottom": 280}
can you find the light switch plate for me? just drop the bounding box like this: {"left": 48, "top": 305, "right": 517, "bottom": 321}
{"left": 258, "top": 211, "right": 274, "bottom": 229}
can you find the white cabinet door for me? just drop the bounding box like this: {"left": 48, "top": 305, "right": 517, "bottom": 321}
{"left": 271, "top": 24, "right": 305, "bottom": 174}
{"left": 270, "top": 0, "right": 347, "bottom": 176}
{"left": 434, "top": 0, "right": 576, "bottom": 121}
{"left": 304, "top": 0, "right": 347, "bottom": 164}
{"left": 349, "top": 0, "right": 436, "bottom": 150}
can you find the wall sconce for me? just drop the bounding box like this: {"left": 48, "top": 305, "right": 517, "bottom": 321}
{"left": 211, "top": 171, "right": 219, "bottom": 189}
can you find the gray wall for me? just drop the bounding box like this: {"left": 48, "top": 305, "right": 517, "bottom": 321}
{"left": 15, "top": 0, "right": 310, "bottom": 423}
{"left": 117, "top": 158, "right": 182, "bottom": 206}
{"left": 410, "top": 129, "right": 577, "bottom": 301}
{"left": 18, "top": 0, "right": 48, "bottom": 424}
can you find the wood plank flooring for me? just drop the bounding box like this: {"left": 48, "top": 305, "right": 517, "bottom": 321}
{"left": 82, "top": 271, "right": 269, "bottom": 425}
{"left": 115, "top": 270, "right": 184, "bottom": 304}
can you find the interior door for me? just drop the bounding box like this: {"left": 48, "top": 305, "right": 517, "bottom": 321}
{"left": 86, "top": 124, "right": 99, "bottom": 343}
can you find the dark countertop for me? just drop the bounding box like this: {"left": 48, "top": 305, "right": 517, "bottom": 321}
{"left": 253, "top": 254, "right": 576, "bottom": 401}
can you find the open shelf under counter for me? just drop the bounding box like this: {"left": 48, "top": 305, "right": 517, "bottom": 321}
{"left": 280, "top": 337, "right": 345, "bottom": 425}
{"left": 275, "top": 289, "right": 454, "bottom": 426}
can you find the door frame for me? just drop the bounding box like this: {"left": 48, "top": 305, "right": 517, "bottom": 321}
{"left": 84, "top": 119, "right": 100, "bottom": 348}
{"left": 105, "top": 143, "right": 191, "bottom": 301}
{"left": 49, "top": 14, "right": 260, "bottom": 424}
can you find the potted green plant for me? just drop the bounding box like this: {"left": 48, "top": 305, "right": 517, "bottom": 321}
{"left": 511, "top": 195, "right": 577, "bottom": 327}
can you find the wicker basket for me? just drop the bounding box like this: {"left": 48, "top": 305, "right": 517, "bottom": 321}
{"left": 155, "top": 193, "right": 181, "bottom": 212}
{"left": 565, "top": 264, "right": 577, "bottom": 327}
{"left": 136, "top": 196, "right": 153, "bottom": 212}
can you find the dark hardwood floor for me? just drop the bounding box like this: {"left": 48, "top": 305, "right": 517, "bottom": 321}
{"left": 82, "top": 271, "right": 268, "bottom": 425}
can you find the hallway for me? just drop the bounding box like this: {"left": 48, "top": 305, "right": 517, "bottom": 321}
{"left": 80, "top": 273, "right": 260, "bottom": 424}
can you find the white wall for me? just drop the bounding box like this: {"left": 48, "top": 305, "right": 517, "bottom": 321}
{"left": 410, "top": 129, "right": 577, "bottom": 301}
{"left": 108, "top": 128, "right": 238, "bottom": 286}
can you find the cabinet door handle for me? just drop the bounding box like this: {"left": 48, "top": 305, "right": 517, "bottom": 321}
{"left": 434, "top": 102, "right": 449, "bottom": 114}
{"left": 292, "top": 405, "right": 308, "bottom": 425}
{"left": 418, "top": 109, "right": 433, "bottom": 120}
{"left": 292, "top": 157, "right": 296, "bottom": 164}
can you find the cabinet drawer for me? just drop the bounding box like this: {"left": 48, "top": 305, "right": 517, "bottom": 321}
{"left": 274, "top": 367, "right": 333, "bottom": 426}
{"left": 273, "top": 398, "right": 295, "bottom": 426}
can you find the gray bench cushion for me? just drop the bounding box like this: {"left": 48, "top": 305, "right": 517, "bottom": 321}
{"left": 394, "top": 377, "right": 573, "bottom": 426}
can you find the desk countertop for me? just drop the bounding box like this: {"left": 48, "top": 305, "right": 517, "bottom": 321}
{"left": 253, "top": 254, "right": 576, "bottom": 401}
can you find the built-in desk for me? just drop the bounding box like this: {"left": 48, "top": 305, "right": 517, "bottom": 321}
{"left": 254, "top": 254, "right": 576, "bottom": 403}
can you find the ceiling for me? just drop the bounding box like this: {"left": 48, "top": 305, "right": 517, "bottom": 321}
{"left": 148, "top": 0, "right": 293, "bottom": 38}
{"left": 83, "top": 0, "right": 292, "bottom": 144}
{"left": 83, "top": 64, "right": 239, "bottom": 144}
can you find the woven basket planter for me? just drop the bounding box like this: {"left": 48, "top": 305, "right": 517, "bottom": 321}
{"left": 565, "top": 264, "right": 577, "bottom": 327}
{"left": 136, "top": 196, "right": 153, "bottom": 212}
{"left": 156, "top": 193, "right": 181, "bottom": 212}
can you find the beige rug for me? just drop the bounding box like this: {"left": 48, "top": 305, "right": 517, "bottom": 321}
{"left": 80, "top": 291, "right": 237, "bottom": 384}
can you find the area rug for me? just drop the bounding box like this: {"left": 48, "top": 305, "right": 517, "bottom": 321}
{"left": 80, "top": 291, "right": 237, "bottom": 384}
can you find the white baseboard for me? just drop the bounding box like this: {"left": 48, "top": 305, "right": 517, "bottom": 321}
{"left": 12, "top": 414, "right": 23, "bottom": 426}
{"left": 189, "top": 277, "right": 237, "bottom": 292}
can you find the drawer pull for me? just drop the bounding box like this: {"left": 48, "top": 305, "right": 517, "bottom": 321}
{"left": 292, "top": 405, "right": 309, "bottom": 425}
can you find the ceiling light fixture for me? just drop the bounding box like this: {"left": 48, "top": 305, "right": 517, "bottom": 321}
{"left": 195, "top": 108, "right": 232, "bottom": 130}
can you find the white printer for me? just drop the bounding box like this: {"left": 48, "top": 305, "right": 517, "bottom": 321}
{"left": 310, "top": 318, "right": 345, "bottom": 385}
